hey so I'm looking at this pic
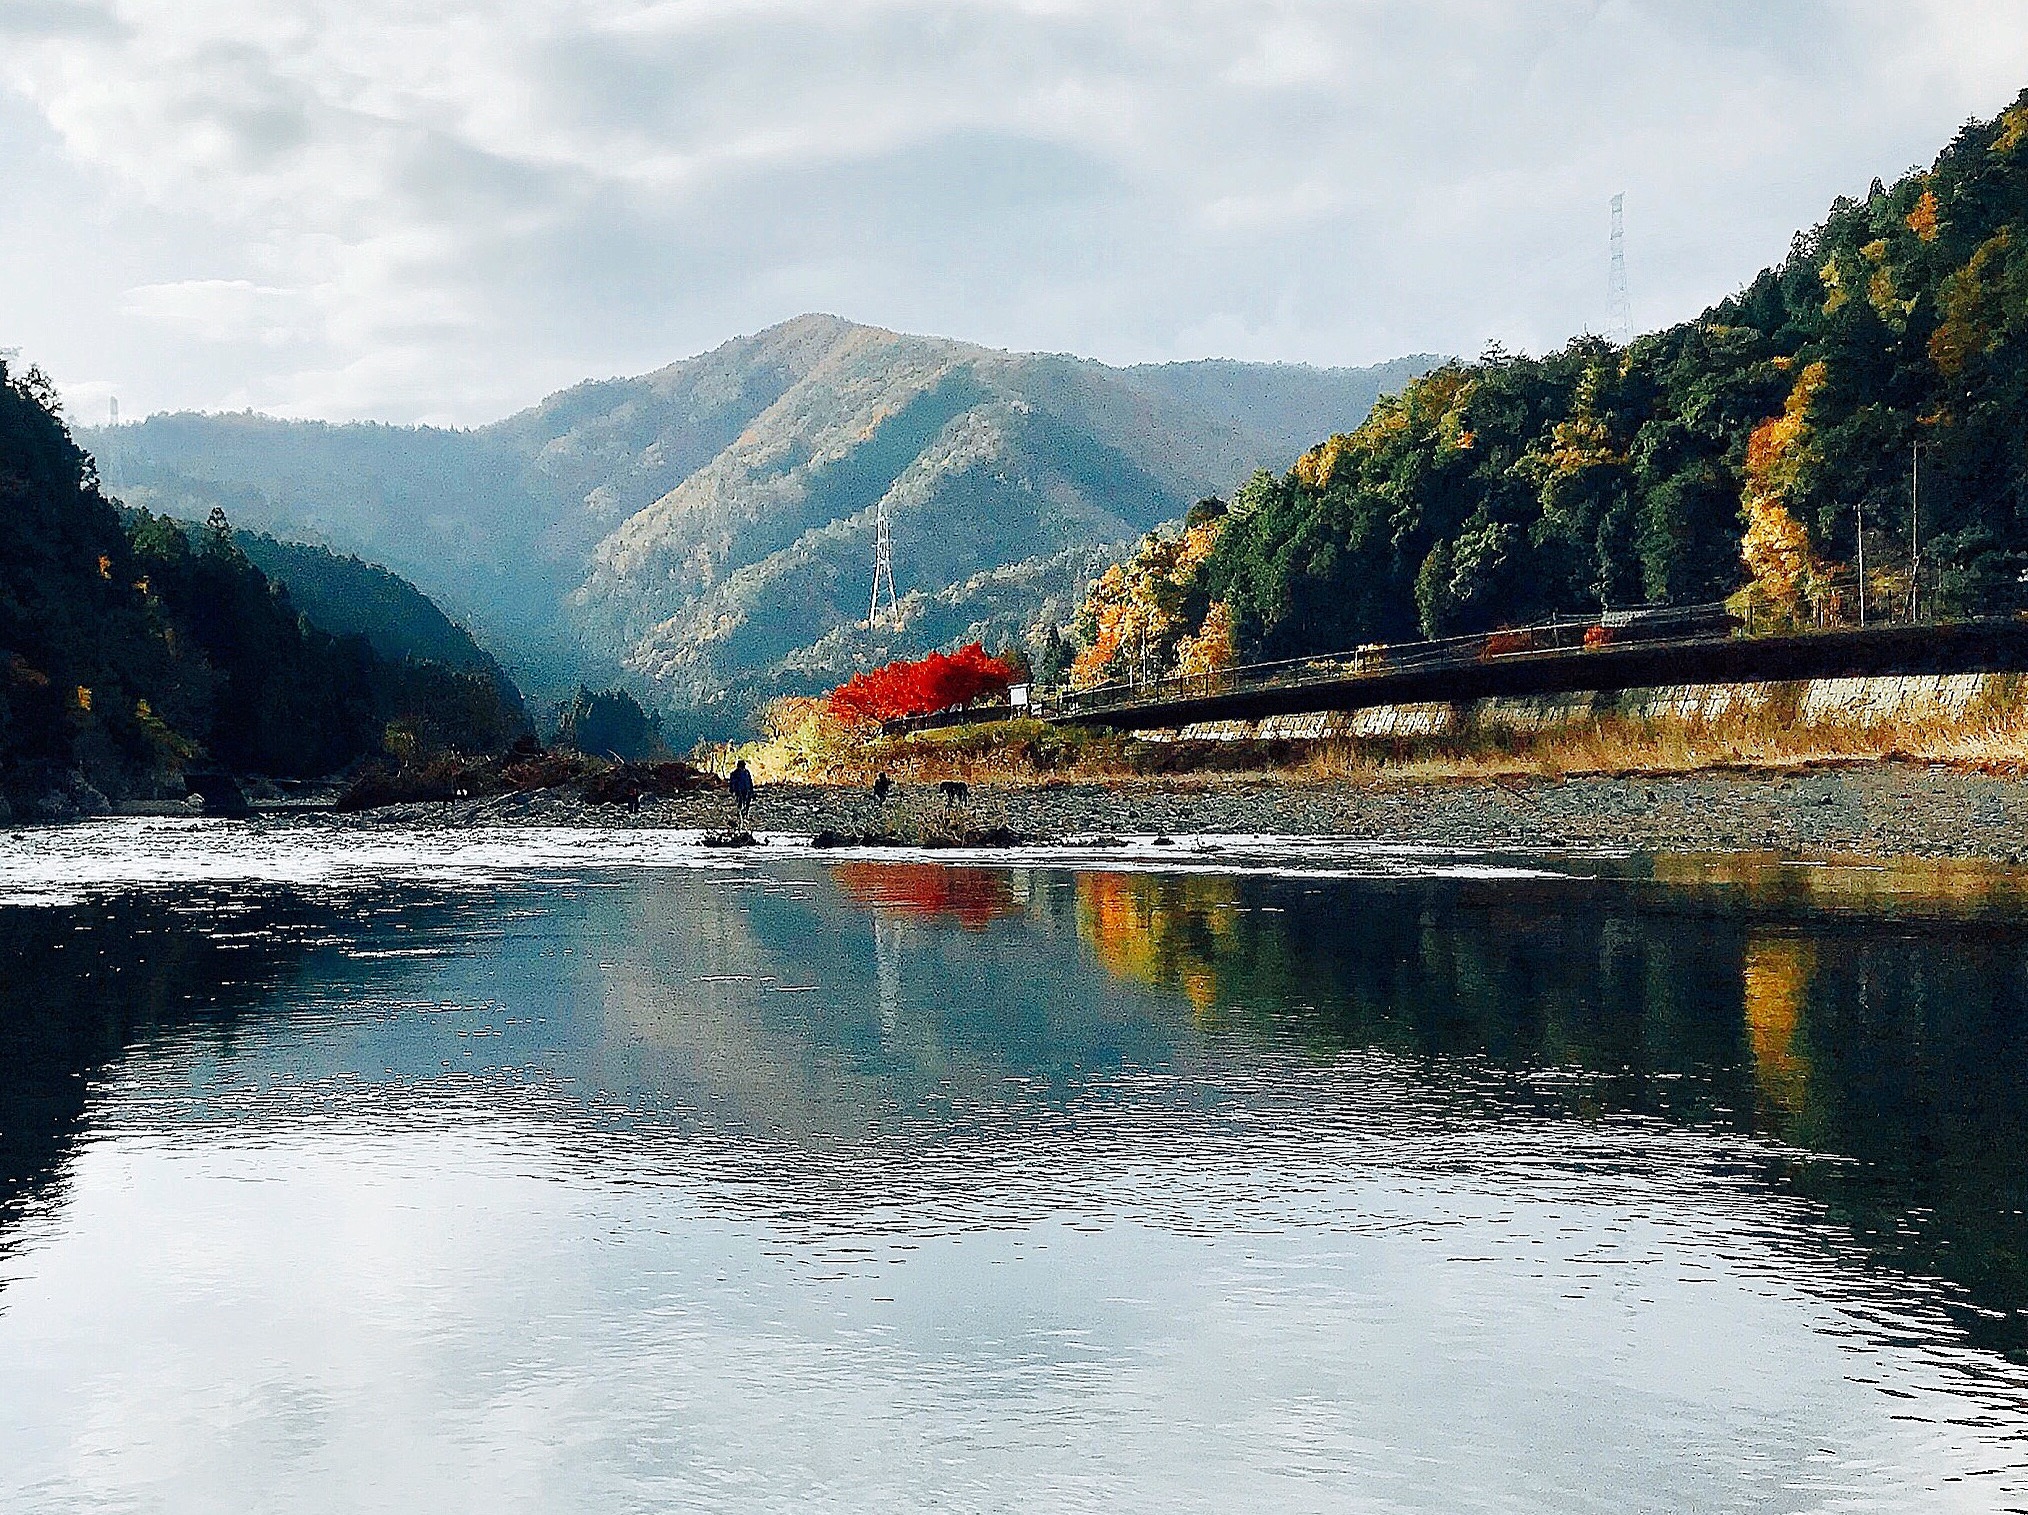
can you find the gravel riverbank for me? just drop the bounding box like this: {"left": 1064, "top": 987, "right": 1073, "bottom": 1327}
{"left": 339, "top": 760, "right": 2028, "bottom": 863}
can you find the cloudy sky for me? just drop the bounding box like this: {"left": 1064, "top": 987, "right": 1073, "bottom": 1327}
{"left": 5, "top": 1, "right": 2028, "bottom": 426}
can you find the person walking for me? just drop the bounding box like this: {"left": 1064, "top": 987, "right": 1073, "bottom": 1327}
{"left": 728, "top": 758, "right": 756, "bottom": 825}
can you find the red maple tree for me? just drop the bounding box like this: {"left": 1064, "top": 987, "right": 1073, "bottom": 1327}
{"left": 826, "top": 643, "right": 1015, "bottom": 725}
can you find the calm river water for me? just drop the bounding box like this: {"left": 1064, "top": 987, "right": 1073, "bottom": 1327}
{"left": 2, "top": 821, "right": 2027, "bottom": 1513}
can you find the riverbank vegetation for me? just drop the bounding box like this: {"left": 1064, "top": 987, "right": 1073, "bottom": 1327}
{"left": 732, "top": 691, "right": 2028, "bottom": 790}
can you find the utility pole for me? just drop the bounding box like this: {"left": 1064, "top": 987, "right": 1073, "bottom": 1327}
{"left": 868, "top": 497, "right": 897, "bottom": 628}
{"left": 1856, "top": 497, "right": 1866, "bottom": 628}
{"left": 1608, "top": 194, "right": 1633, "bottom": 346}
{"left": 1909, "top": 442, "right": 1921, "bottom": 623}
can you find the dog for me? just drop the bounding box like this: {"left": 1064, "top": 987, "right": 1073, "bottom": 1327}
{"left": 871, "top": 773, "right": 893, "bottom": 804}
{"left": 938, "top": 780, "right": 969, "bottom": 807}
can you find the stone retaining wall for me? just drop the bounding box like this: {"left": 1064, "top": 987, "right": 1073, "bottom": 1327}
{"left": 1138, "top": 672, "right": 2028, "bottom": 744}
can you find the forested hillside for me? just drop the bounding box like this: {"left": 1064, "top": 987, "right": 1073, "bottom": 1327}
{"left": 91, "top": 414, "right": 590, "bottom": 691}
{"left": 232, "top": 532, "right": 506, "bottom": 673}
{"left": 83, "top": 319, "right": 1432, "bottom": 736}
{"left": 0, "top": 362, "right": 526, "bottom": 817}
{"left": 1073, "top": 90, "right": 2028, "bottom": 683}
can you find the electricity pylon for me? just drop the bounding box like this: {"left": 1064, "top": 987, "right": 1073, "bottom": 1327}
{"left": 868, "top": 498, "right": 898, "bottom": 628}
{"left": 1608, "top": 194, "right": 1633, "bottom": 346}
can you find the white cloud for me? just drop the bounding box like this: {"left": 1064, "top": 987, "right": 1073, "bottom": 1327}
{"left": 4, "top": 0, "right": 2028, "bottom": 422}
{"left": 122, "top": 278, "right": 317, "bottom": 345}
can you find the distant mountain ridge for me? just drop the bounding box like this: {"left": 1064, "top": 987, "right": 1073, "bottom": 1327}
{"left": 85, "top": 316, "right": 1435, "bottom": 735}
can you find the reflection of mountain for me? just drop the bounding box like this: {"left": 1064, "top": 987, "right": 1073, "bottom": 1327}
{"left": 573, "top": 866, "right": 1189, "bottom": 1152}
{"left": 0, "top": 889, "right": 363, "bottom": 1224}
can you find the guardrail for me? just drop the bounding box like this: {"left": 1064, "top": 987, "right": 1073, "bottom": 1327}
{"left": 1038, "top": 602, "right": 1739, "bottom": 722}
{"left": 875, "top": 586, "right": 1979, "bottom": 737}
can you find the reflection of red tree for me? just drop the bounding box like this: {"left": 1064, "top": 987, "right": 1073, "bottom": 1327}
{"left": 832, "top": 863, "right": 1019, "bottom": 929}
{"left": 826, "top": 643, "right": 1014, "bottom": 725}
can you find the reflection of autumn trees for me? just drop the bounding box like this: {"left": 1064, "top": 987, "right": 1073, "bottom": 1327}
{"left": 830, "top": 863, "right": 1021, "bottom": 929}
{"left": 1650, "top": 851, "right": 2028, "bottom": 917}
{"left": 1074, "top": 872, "right": 1243, "bottom": 1019}
{"left": 1062, "top": 857, "right": 2028, "bottom": 1357}
{"left": 1741, "top": 936, "right": 1814, "bottom": 1115}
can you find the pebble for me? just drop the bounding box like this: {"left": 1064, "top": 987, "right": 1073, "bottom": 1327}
{"left": 328, "top": 765, "right": 2028, "bottom": 863}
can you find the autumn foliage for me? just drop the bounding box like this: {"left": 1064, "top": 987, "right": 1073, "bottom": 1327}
{"left": 1069, "top": 510, "right": 1226, "bottom": 689}
{"left": 825, "top": 643, "right": 1015, "bottom": 726}
{"left": 1740, "top": 360, "right": 1830, "bottom": 623}
{"left": 1088, "top": 90, "right": 2028, "bottom": 664}
{"left": 832, "top": 863, "right": 1021, "bottom": 929}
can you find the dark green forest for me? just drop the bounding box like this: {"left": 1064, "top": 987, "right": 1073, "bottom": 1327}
{"left": 232, "top": 531, "right": 506, "bottom": 673}
{"left": 1162, "top": 91, "right": 2028, "bottom": 665}
{"left": 0, "top": 362, "right": 527, "bottom": 816}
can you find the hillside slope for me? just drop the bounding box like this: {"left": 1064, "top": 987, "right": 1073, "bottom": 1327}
{"left": 231, "top": 531, "right": 504, "bottom": 673}
{"left": 85, "top": 319, "right": 1431, "bottom": 733}
{"left": 1082, "top": 87, "right": 2028, "bottom": 681}
{"left": 0, "top": 363, "right": 527, "bottom": 816}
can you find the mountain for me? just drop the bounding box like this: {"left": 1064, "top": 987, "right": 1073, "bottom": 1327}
{"left": 0, "top": 361, "right": 527, "bottom": 817}
{"left": 84, "top": 318, "right": 1434, "bottom": 736}
{"left": 90, "top": 415, "right": 590, "bottom": 693}
{"left": 231, "top": 531, "right": 504, "bottom": 673}
{"left": 1082, "top": 87, "right": 2028, "bottom": 678}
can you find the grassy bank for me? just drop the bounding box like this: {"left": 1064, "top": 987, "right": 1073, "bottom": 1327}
{"left": 728, "top": 700, "right": 2028, "bottom": 790}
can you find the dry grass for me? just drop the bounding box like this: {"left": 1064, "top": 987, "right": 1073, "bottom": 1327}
{"left": 1298, "top": 701, "right": 2028, "bottom": 786}
{"left": 739, "top": 718, "right": 1144, "bottom": 785}
{"left": 731, "top": 699, "right": 2028, "bottom": 792}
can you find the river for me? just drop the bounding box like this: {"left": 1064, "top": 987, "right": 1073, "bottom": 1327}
{"left": 1, "top": 820, "right": 2025, "bottom": 1512}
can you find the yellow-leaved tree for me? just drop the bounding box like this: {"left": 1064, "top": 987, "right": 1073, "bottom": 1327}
{"left": 1069, "top": 512, "right": 1226, "bottom": 689}
{"left": 1738, "top": 360, "right": 1829, "bottom": 625}
{"left": 1173, "top": 599, "right": 1236, "bottom": 678}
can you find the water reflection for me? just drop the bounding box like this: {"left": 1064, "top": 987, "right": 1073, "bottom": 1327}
{"left": 831, "top": 863, "right": 1023, "bottom": 928}
{"left": 0, "top": 889, "right": 335, "bottom": 1223}
{"left": 2, "top": 838, "right": 2028, "bottom": 1510}
{"left": 1054, "top": 855, "right": 2028, "bottom": 1359}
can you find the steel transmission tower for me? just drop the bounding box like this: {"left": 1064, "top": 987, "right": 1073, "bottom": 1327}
{"left": 868, "top": 498, "right": 898, "bottom": 627}
{"left": 1607, "top": 194, "right": 1633, "bottom": 345}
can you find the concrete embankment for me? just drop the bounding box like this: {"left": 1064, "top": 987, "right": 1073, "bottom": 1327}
{"left": 1140, "top": 672, "right": 2028, "bottom": 743}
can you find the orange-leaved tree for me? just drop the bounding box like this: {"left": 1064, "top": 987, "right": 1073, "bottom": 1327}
{"left": 1068, "top": 508, "right": 1227, "bottom": 689}
{"left": 1739, "top": 360, "right": 1830, "bottom": 625}
{"left": 825, "top": 643, "right": 1016, "bottom": 726}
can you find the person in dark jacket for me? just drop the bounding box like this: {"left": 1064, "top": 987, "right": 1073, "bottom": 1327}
{"left": 729, "top": 759, "right": 755, "bottom": 822}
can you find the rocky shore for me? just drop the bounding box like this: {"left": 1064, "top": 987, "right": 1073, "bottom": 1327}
{"left": 335, "top": 759, "right": 2028, "bottom": 863}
